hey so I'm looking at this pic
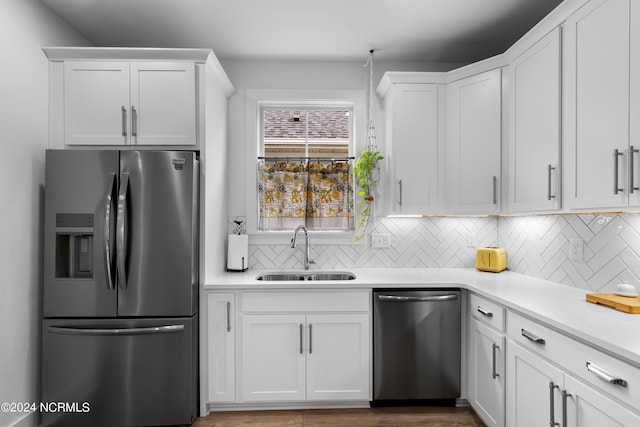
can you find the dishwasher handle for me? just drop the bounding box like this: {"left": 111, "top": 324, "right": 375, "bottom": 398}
{"left": 377, "top": 294, "right": 458, "bottom": 302}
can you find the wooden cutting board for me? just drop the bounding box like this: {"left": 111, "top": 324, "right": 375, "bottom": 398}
{"left": 586, "top": 293, "right": 640, "bottom": 314}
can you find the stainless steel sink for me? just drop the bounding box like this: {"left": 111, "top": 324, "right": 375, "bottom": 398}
{"left": 256, "top": 271, "right": 356, "bottom": 281}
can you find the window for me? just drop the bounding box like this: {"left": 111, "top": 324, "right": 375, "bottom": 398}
{"left": 257, "top": 104, "right": 354, "bottom": 231}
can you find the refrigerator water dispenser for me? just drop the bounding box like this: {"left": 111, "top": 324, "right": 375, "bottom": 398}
{"left": 55, "top": 213, "right": 94, "bottom": 279}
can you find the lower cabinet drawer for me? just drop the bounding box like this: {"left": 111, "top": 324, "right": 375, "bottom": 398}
{"left": 507, "top": 311, "right": 640, "bottom": 410}
{"left": 469, "top": 292, "right": 505, "bottom": 332}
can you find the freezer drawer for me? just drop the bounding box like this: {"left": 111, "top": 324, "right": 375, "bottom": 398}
{"left": 42, "top": 316, "right": 197, "bottom": 427}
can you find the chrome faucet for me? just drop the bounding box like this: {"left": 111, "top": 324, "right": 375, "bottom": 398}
{"left": 290, "top": 225, "right": 316, "bottom": 270}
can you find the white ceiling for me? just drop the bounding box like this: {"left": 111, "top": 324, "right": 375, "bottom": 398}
{"left": 40, "top": 0, "right": 564, "bottom": 63}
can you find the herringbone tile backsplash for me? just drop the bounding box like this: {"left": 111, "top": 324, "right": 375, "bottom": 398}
{"left": 249, "top": 216, "right": 497, "bottom": 270}
{"left": 247, "top": 213, "right": 640, "bottom": 292}
{"left": 499, "top": 213, "right": 640, "bottom": 293}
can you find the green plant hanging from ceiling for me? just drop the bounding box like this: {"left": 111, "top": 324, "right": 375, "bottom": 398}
{"left": 354, "top": 50, "right": 383, "bottom": 242}
{"left": 354, "top": 148, "right": 383, "bottom": 241}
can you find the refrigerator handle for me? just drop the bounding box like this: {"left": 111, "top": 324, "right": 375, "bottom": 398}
{"left": 104, "top": 173, "right": 117, "bottom": 290}
{"left": 47, "top": 324, "right": 184, "bottom": 336}
{"left": 116, "top": 173, "right": 129, "bottom": 290}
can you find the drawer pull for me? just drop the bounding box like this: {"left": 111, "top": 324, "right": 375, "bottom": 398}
{"left": 521, "top": 328, "right": 546, "bottom": 345}
{"left": 477, "top": 306, "right": 493, "bottom": 318}
{"left": 586, "top": 362, "right": 628, "bottom": 388}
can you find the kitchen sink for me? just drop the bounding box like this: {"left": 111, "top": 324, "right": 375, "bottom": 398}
{"left": 256, "top": 271, "right": 356, "bottom": 281}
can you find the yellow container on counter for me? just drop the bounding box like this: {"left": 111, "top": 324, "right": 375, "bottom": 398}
{"left": 475, "top": 247, "right": 507, "bottom": 273}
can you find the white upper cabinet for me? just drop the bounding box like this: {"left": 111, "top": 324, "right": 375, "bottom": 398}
{"left": 446, "top": 69, "right": 502, "bottom": 214}
{"left": 63, "top": 60, "right": 196, "bottom": 146}
{"left": 381, "top": 81, "right": 440, "bottom": 215}
{"left": 563, "top": 0, "right": 635, "bottom": 209}
{"left": 63, "top": 62, "right": 131, "bottom": 146}
{"left": 130, "top": 62, "right": 196, "bottom": 145}
{"left": 507, "top": 28, "right": 561, "bottom": 213}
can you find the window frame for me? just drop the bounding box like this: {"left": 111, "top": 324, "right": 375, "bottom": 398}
{"left": 245, "top": 89, "right": 367, "bottom": 245}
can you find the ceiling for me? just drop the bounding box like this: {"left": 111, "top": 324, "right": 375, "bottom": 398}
{"left": 40, "top": 0, "right": 564, "bottom": 63}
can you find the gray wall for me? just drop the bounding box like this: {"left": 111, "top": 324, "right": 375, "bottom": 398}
{"left": 0, "top": 2, "right": 88, "bottom": 426}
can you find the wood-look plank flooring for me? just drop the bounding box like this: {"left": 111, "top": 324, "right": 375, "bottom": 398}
{"left": 187, "top": 406, "right": 486, "bottom": 427}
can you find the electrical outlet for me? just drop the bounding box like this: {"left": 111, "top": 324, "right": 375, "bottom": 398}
{"left": 569, "top": 238, "right": 583, "bottom": 261}
{"left": 467, "top": 232, "right": 477, "bottom": 248}
{"left": 371, "top": 233, "right": 391, "bottom": 248}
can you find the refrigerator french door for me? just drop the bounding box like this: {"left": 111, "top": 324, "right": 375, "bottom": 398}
{"left": 42, "top": 150, "right": 199, "bottom": 427}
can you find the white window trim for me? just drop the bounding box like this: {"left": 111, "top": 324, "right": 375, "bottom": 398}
{"left": 245, "top": 89, "right": 367, "bottom": 245}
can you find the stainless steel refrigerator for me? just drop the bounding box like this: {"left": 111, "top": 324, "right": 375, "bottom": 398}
{"left": 42, "top": 150, "right": 199, "bottom": 427}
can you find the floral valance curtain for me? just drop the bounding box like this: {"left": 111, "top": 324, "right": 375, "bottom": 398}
{"left": 257, "top": 158, "right": 354, "bottom": 231}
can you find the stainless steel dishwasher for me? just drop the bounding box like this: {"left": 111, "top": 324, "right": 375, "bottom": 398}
{"left": 373, "top": 289, "right": 461, "bottom": 402}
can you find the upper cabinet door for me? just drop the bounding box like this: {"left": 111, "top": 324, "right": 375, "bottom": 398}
{"left": 130, "top": 62, "right": 197, "bottom": 146}
{"left": 63, "top": 61, "right": 130, "bottom": 145}
{"left": 564, "top": 0, "right": 630, "bottom": 209}
{"left": 631, "top": 1, "right": 640, "bottom": 206}
{"left": 508, "top": 28, "right": 561, "bottom": 213}
{"left": 386, "top": 83, "right": 439, "bottom": 215}
{"left": 446, "top": 69, "right": 502, "bottom": 214}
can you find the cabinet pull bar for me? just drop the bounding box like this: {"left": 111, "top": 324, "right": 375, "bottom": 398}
{"left": 492, "top": 176, "right": 498, "bottom": 204}
{"left": 630, "top": 146, "right": 639, "bottom": 194}
{"left": 547, "top": 165, "right": 556, "bottom": 200}
{"left": 549, "top": 382, "right": 559, "bottom": 427}
{"left": 121, "top": 106, "right": 127, "bottom": 137}
{"left": 586, "top": 362, "right": 628, "bottom": 387}
{"left": 521, "top": 328, "right": 546, "bottom": 345}
{"left": 308, "top": 324, "right": 313, "bottom": 354}
{"left": 561, "top": 389, "right": 571, "bottom": 427}
{"left": 299, "top": 324, "right": 303, "bottom": 354}
{"left": 131, "top": 106, "right": 138, "bottom": 138}
{"left": 226, "top": 301, "right": 231, "bottom": 332}
{"left": 477, "top": 306, "right": 493, "bottom": 318}
{"left": 491, "top": 343, "right": 499, "bottom": 379}
{"left": 398, "top": 180, "right": 403, "bottom": 206}
{"left": 614, "top": 149, "right": 624, "bottom": 194}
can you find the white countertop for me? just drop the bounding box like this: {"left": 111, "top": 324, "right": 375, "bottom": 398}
{"left": 204, "top": 268, "right": 640, "bottom": 367}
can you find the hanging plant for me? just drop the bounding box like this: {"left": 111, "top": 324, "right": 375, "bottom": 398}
{"left": 353, "top": 149, "right": 384, "bottom": 241}
{"left": 353, "top": 49, "right": 383, "bottom": 242}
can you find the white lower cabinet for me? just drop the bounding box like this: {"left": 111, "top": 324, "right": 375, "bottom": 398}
{"left": 507, "top": 342, "right": 640, "bottom": 427}
{"left": 469, "top": 318, "right": 505, "bottom": 427}
{"left": 506, "top": 311, "right": 640, "bottom": 427}
{"left": 196, "top": 290, "right": 372, "bottom": 407}
{"left": 467, "top": 293, "right": 506, "bottom": 427}
{"left": 241, "top": 314, "right": 307, "bottom": 401}
{"left": 206, "top": 293, "right": 235, "bottom": 403}
{"left": 241, "top": 313, "right": 370, "bottom": 402}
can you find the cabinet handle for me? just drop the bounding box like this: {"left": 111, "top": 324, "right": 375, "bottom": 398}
{"left": 549, "top": 382, "right": 559, "bottom": 427}
{"left": 614, "top": 149, "right": 624, "bottom": 194}
{"left": 299, "top": 324, "right": 303, "bottom": 354}
{"left": 630, "top": 146, "right": 639, "bottom": 194}
{"left": 398, "top": 180, "right": 403, "bottom": 206}
{"left": 547, "top": 165, "right": 556, "bottom": 200}
{"left": 131, "top": 106, "right": 138, "bottom": 138}
{"left": 521, "top": 328, "right": 546, "bottom": 345}
{"left": 121, "top": 106, "right": 127, "bottom": 137}
{"left": 309, "top": 324, "right": 313, "bottom": 354}
{"left": 226, "top": 301, "right": 231, "bottom": 332}
{"left": 561, "top": 389, "right": 571, "bottom": 427}
{"left": 586, "top": 362, "right": 628, "bottom": 387}
{"left": 492, "top": 176, "right": 498, "bottom": 205}
{"left": 491, "top": 343, "right": 499, "bottom": 379}
{"left": 477, "top": 306, "right": 493, "bottom": 318}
